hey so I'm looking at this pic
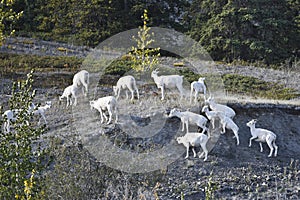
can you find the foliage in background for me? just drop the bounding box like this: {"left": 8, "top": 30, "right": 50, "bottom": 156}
{"left": 0, "top": 70, "right": 48, "bottom": 199}
{"left": 0, "top": 0, "right": 23, "bottom": 45}
{"left": 187, "top": 0, "right": 299, "bottom": 66}
{"left": 178, "top": 67, "right": 299, "bottom": 100}
{"left": 0, "top": 53, "right": 82, "bottom": 72}
{"left": 222, "top": 74, "right": 299, "bottom": 100}
{"left": 130, "top": 9, "right": 160, "bottom": 72}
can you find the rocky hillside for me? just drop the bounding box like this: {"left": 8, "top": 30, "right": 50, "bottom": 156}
{"left": 0, "top": 37, "right": 299, "bottom": 199}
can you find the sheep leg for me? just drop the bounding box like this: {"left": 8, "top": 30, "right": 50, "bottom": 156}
{"left": 211, "top": 118, "right": 216, "bottom": 129}
{"left": 130, "top": 89, "right": 135, "bottom": 101}
{"left": 107, "top": 107, "right": 113, "bottom": 124}
{"left": 135, "top": 87, "right": 140, "bottom": 100}
{"left": 266, "top": 140, "right": 274, "bottom": 157}
{"left": 194, "top": 91, "right": 198, "bottom": 103}
{"left": 185, "top": 121, "right": 189, "bottom": 133}
{"left": 260, "top": 142, "right": 263, "bottom": 153}
{"left": 160, "top": 86, "right": 165, "bottom": 100}
{"left": 199, "top": 143, "right": 208, "bottom": 161}
{"left": 181, "top": 119, "right": 185, "bottom": 132}
{"left": 4, "top": 120, "right": 10, "bottom": 133}
{"left": 192, "top": 147, "right": 197, "bottom": 157}
{"left": 198, "top": 125, "right": 207, "bottom": 134}
{"left": 273, "top": 141, "right": 278, "bottom": 157}
{"left": 66, "top": 96, "right": 70, "bottom": 107}
{"left": 233, "top": 131, "right": 239, "bottom": 145}
{"left": 249, "top": 136, "right": 257, "bottom": 147}
{"left": 114, "top": 106, "right": 118, "bottom": 123}
{"left": 98, "top": 109, "right": 104, "bottom": 123}
{"left": 185, "top": 145, "right": 189, "bottom": 159}
{"left": 116, "top": 88, "right": 120, "bottom": 100}
{"left": 82, "top": 83, "right": 88, "bottom": 96}
{"left": 221, "top": 123, "right": 226, "bottom": 134}
{"left": 125, "top": 90, "right": 129, "bottom": 99}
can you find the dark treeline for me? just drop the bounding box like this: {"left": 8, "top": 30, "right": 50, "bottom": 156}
{"left": 9, "top": 0, "right": 300, "bottom": 65}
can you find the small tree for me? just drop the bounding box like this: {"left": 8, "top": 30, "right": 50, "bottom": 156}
{"left": 0, "top": 70, "right": 48, "bottom": 199}
{"left": 130, "top": 9, "right": 160, "bottom": 72}
{"left": 0, "top": 0, "right": 23, "bottom": 45}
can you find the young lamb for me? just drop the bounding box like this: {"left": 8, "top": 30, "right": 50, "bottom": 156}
{"left": 2, "top": 107, "right": 32, "bottom": 132}
{"left": 113, "top": 75, "right": 139, "bottom": 101}
{"left": 73, "top": 70, "right": 89, "bottom": 96}
{"left": 151, "top": 69, "right": 184, "bottom": 100}
{"left": 59, "top": 85, "right": 80, "bottom": 107}
{"left": 90, "top": 96, "right": 118, "bottom": 124}
{"left": 190, "top": 77, "right": 207, "bottom": 103}
{"left": 246, "top": 119, "right": 278, "bottom": 157}
{"left": 2, "top": 110, "right": 16, "bottom": 133}
{"left": 201, "top": 105, "right": 224, "bottom": 129}
{"left": 205, "top": 96, "right": 236, "bottom": 119}
{"left": 169, "top": 108, "right": 208, "bottom": 133}
{"left": 219, "top": 115, "right": 240, "bottom": 145}
{"left": 33, "top": 101, "right": 52, "bottom": 125}
{"left": 176, "top": 132, "right": 209, "bottom": 161}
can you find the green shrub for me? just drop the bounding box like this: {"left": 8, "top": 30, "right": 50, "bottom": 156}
{"left": 0, "top": 53, "right": 83, "bottom": 72}
{"left": 222, "top": 74, "right": 299, "bottom": 100}
{"left": 0, "top": 70, "right": 48, "bottom": 199}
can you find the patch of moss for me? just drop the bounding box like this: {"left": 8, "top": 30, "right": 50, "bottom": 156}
{"left": 222, "top": 74, "right": 299, "bottom": 100}
{"left": 0, "top": 53, "right": 83, "bottom": 72}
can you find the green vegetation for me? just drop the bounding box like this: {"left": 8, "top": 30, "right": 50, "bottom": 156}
{"left": 0, "top": 0, "right": 23, "bottom": 44}
{"left": 103, "top": 55, "right": 133, "bottom": 76}
{"left": 0, "top": 53, "right": 82, "bottom": 72}
{"left": 222, "top": 74, "right": 299, "bottom": 100}
{"left": 130, "top": 9, "right": 160, "bottom": 72}
{"left": 0, "top": 70, "right": 48, "bottom": 199}
{"left": 179, "top": 68, "right": 299, "bottom": 100}
{"left": 6, "top": 0, "right": 298, "bottom": 67}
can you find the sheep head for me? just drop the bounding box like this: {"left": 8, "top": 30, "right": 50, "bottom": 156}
{"left": 168, "top": 108, "right": 180, "bottom": 118}
{"left": 89, "top": 101, "right": 96, "bottom": 110}
{"left": 246, "top": 119, "right": 257, "bottom": 127}
{"left": 46, "top": 101, "right": 52, "bottom": 108}
{"left": 198, "top": 77, "right": 205, "bottom": 82}
{"left": 151, "top": 69, "right": 159, "bottom": 78}
{"left": 176, "top": 137, "right": 183, "bottom": 144}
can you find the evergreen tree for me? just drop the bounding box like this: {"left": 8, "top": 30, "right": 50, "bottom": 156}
{"left": 188, "top": 0, "right": 299, "bottom": 64}
{"left": 0, "top": 0, "right": 23, "bottom": 44}
{"left": 130, "top": 9, "right": 160, "bottom": 72}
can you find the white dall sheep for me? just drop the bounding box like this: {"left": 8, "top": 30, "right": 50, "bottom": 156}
{"left": 73, "top": 70, "right": 89, "bottom": 96}
{"left": 190, "top": 77, "right": 207, "bottom": 103}
{"left": 219, "top": 115, "right": 240, "bottom": 145}
{"left": 33, "top": 101, "right": 52, "bottom": 125}
{"left": 151, "top": 69, "right": 184, "bottom": 100}
{"left": 246, "top": 119, "right": 278, "bottom": 157}
{"left": 169, "top": 108, "right": 207, "bottom": 133}
{"left": 59, "top": 85, "right": 80, "bottom": 107}
{"left": 90, "top": 96, "right": 118, "bottom": 124}
{"left": 2, "top": 106, "right": 33, "bottom": 132}
{"left": 2, "top": 110, "right": 16, "bottom": 133}
{"left": 201, "top": 105, "right": 225, "bottom": 129}
{"left": 176, "top": 132, "right": 209, "bottom": 161}
{"left": 205, "top": 97, "right": 236, "bottom": 119}
{"left": 113, "top": 75, "right": 139, "bottom": 101}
